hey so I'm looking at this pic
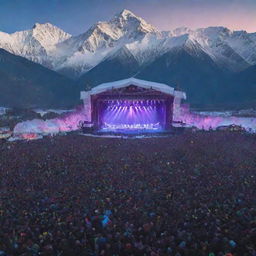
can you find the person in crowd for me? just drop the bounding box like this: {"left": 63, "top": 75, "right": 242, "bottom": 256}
{"left": 0, "top": 131, "right": 255, "bottom": 256}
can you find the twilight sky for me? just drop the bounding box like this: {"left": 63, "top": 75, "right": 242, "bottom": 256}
{"left": 0, "top": 0, "right": 255, "bottom": 35}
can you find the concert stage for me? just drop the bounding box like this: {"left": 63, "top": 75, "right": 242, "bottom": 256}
{"left": 80, "top": 78, "right": 186, "bottom": 133}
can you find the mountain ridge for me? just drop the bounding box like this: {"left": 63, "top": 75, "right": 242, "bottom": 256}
{"left": 0, "top": 9, "right": 256, "bottom": 109}
{"left": 0, "top": 9, "right": 255, "bottom": 79}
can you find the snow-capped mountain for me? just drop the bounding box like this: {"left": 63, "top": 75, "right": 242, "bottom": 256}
{"left": 0, "top": 23, "right": 71, "bottom": 68}
{"left": 187, "top": 27, "right": 256, "bottom": 71}
{"left": 69, "top": 8, "right": 157, "bottom": 54}
{"left": 55, "top": 9, "right": 157, "bottom": 77}
{"left": 0, "top": 9, "right": 256, "bottom": 78}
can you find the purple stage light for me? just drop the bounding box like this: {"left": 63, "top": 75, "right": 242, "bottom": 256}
{"left": 100, "top": 99, "right": 166, "bottom": 131}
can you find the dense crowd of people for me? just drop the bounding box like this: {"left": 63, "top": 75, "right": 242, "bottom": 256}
{"left": 0, "top": 131, "right": 256, "bottom": 256}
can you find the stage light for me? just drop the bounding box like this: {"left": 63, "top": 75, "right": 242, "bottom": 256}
{"left": 101, "top": 98, "right": 166, "bottom": 131}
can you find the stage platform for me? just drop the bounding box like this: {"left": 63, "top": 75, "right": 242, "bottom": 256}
{"left": 81, "top": 126, "right": 185, "bottom": 138}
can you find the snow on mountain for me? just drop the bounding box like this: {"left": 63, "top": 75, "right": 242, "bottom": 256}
{"left": 250, "top": 33, "right": 256, "bottom": 42}
{"left": 55, "top": 9, "right": 157, "bottom": 76}
{"left": 172, "top": 27, "right": 193, "bottom": 37}
{"left": 190, "top": 27, "right": 256, "bottom": 70}
{"left": 226, "top": 30, "right": 256, "bottom": 65}
{"left": 125, "top": 33, "right": 164, "bottom": 65}
{"left": 0, "top": 23, "right": 71, "bottom": 67}
{"left": 76, "top": 9, "right": 156, "bottom": 53}
{"left": 0, "top": 9, "right": 256, "bottom": 77}
{"left": 32, "top": 23, "right": 71, "bottom": 52}
{"left": 185, "top": 27, "right": 250, "bottom": 71}
{"left": 125, "top": 33, "right": 189, "bottom": 66}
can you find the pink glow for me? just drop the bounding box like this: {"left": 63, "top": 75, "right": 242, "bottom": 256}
{"left": 13, "top": 103, "right": 256, "bottom": 136}
{"left": 141, "top": 2, "right": 256, "bottom": 33}
{"left": 174, "top": 105, "right": 256, "bottom": 132}
{"left": 14, "top": 105, "right": 89, "bottom": 135}
{"left": 21, "top": 133, "right": 42, "bottom": 140}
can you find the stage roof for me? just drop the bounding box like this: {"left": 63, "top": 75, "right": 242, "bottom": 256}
{"left": 81, "top": 78, "right": 186, "bottom": 100}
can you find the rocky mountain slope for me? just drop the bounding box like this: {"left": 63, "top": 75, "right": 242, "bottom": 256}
{"left": 0, "top": 49, "right": 78, "bottom": 108}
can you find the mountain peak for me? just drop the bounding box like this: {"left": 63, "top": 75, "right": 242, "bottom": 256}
{"left": 32, "top": 22, "right": 71, "bottom": 36}
{"left": 117, "top": 9, "right": 137, "bottom": 19}
{"left": 30, "top": 22, "right": 71, "bottom": 53}
{"left": 33, "top": 22, "right": 56, "bottom": 30}
{"left": 72, "top": 9, "right": 157, "bottom": 54}
{"left": 172, "top": 27, "right": 192, "bottom": 36}
{"left": 111, "top": 9, "right": 157, "bottom": 34}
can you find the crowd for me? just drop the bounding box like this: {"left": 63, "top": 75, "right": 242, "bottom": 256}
{"left": 0, "top": 131, "right": 256, "bottom": 256}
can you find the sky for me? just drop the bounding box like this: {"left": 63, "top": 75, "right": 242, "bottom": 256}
{"left": 0, "top": 0, "right": 255, "bottom": 35}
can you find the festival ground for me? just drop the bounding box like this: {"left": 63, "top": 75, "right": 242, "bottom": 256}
{"left": 0, "top": 131, "right": 256, "bottom": 256}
